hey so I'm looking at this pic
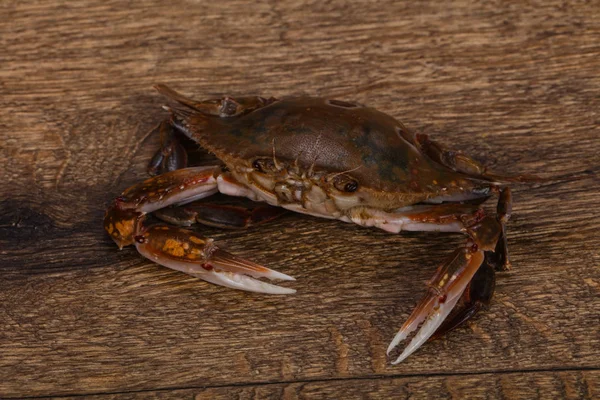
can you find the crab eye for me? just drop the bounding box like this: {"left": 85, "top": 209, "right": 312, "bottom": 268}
{"left": 252, "top": 158, "right": 278, "bottom": 173}
{"left": 332, "top": 175, "right": 359, "bottom": 192}
{"left": 344, "top": 181, "right": 358, "bottom": 192}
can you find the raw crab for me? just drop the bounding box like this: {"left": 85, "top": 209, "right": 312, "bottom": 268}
{"left": 104, "top": 85, "right": 534, "bottom": 363}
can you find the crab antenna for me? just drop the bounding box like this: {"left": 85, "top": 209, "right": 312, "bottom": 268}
{"left": 293, "top": 151, "right": 305, "bottom": 175}
{"left": 307, "top": 155, "right": 321, "bottom": 178}
{"left": 271, "top": 138, "right": 282, "bottom": 171}
{"left": 326, "top": 165, "right": 362, "bottom": 182}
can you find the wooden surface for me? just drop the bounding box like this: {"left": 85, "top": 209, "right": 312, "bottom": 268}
{"left": 1, "top": 1, "right": 599, "bottom": 398}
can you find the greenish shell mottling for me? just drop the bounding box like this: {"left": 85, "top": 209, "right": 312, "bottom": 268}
{"left": 175, "top": 96, "right": 489, "bottom": 199}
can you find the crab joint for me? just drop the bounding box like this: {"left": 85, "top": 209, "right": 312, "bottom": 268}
{"left": 104, "top": 202, "right": 144, "bottom": 249}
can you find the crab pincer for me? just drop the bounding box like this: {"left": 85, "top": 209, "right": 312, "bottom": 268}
{"left": 387, "top": 244, "right": 485, "bottom": 363}
{"left": 135, "top": 225, "right": 295, "bottom": 294}
{"left": 104, "top": 166, "right": 295, "bottom": 294}
{"left": 386, "top": 189, "right": 510, "bottom": 363}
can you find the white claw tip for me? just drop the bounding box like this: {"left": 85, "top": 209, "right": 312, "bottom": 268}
{"left": 387, "top": 290, "right": 464, "bottom": 364}
{"left": 391, "top": 348, "right": 416, "bottom": 365}
{"left": 386, "top": 330, "right": 407, "bottom": 356}
{"left": 269, "top": 270, "right": 296, "bottom": 282}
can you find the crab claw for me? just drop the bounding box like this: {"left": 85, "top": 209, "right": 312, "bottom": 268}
{"left": 193, "top": 248, "right": 296, "bottom": 294}
{"left": 387, "top": 245, "right": 484, "bottom": 364}
{"left": 135, "top": 225, "right": 295, "bottom": 294}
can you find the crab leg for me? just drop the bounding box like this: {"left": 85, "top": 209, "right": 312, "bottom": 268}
{"left": 104, "top": 166, "right": 221, "bottom": 248}
{"left": 154, "top": 203, "right": 288, "bottom": 229}
{"left": 421, "top": 189, "right": 511, "bottom": 340}
{"left": 415, "top": 133, "right": 542, "bottom": 183}
{"left": 387, "top": 243, "right": 484, "bottom": 363}
{"left": 104, "top": 166, "right": 295, "bottom": 294}
{"left": 351, "top": 199, "right": 507, "bottom": 363}
{"left": 147, "top": 120, "right": 188, "bottom": 176}
{"left": 347, "top": 203, "right": 483, "bottom": 234}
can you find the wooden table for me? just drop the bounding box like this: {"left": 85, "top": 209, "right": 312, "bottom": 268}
{"left": 2, "top": 1, "right": 599, "bottom": 398}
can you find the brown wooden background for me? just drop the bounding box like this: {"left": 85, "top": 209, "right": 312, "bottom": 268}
{"left": 2, "top": 1, "right": 599, "bottom": 399}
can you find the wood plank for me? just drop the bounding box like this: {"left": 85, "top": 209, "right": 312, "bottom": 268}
{"left": 1, "top": 0, "right": 599, "bottom": 397}
{"left": 35, "top": 370, "right": 600, "bottom": 399}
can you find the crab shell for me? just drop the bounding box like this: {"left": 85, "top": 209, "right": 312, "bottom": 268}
{"left": 165, "top": 93, "right": 493, "bottom": 219}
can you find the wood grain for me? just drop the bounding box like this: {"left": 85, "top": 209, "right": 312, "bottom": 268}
{"left": 1, "top": 0, "right": 599, "bottom": 398}
{"left": 37, "top": 370, "right": 600, "bottom": 400}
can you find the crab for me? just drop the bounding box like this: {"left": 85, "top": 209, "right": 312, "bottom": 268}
{"left": 104, "top": 84, "right": 535, "bottom": 364}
